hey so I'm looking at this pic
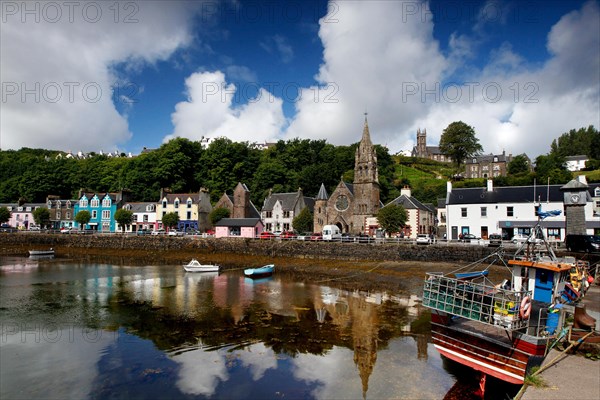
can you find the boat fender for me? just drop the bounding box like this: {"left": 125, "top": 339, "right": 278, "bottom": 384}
{"left": 520, "top": 296, "right": 531, "bottom": 319}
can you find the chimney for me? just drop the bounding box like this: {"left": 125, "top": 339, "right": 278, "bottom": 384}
{"left": 401, "top": 186, "right": 411, "bottom": 197}
{"left": 487, "top": 179, "right": 493, "bottom": 192}
{"left": 447, "top": 181, "right": 452, "bottom": 193}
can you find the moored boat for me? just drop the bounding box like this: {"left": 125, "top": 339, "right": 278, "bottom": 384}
{"left": 183, "top": 259, "right": 220, "bottom": 273}
{"left": 244, "top": 264, "right": 275, "bottom": 278}
{"left": 423, "top": 212, "right": 595, "bottom": 387}
{"left": 28, "top": 248, "right": 55, "bottom": 257}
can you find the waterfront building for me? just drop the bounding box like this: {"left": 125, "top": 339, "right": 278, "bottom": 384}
{"left": 122, "top": 202, "right": 157, "bottom": 232}
{"left": 0, "top": 202, "right": 46, "bottom": 230}
{"left": 46, "top": 195, "right": 76, "bottom": 229}
{"left": 261, "top": 188, "right": 314, "bottom": 232}
{"left": 214, "top": 182, "right": 261, "bottom": 220}
{"left": 156, "top": 188, "right": 212, "bottom": 232}
{"left": 445, "top": 177, "right": 600, "bottom": 241}
{"left": 383, "top": 186, "right": 436, "bottom": 238}
{"left": 74, "top": 189, "right": 130, "bottom": 232}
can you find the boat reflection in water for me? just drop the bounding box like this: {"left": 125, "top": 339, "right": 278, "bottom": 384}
{"left": 0, "top": 260, "right": 513, "bottom": 399}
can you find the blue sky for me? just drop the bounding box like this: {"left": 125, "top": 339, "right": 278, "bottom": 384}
{"left": 1, "top": 0, "right": 599, "bottom": 159}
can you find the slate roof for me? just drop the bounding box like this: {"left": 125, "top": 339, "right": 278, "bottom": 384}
{"left": 262, "top": 192, "right": 315, "bottom": 213}
{"left": 124, "top": 202, "right": 155, "bottom": 212}
{"left": 466, "top": 153, "right": 511, "bottom": 164}
{"left": 162, "top": 193, "right": 198, "bottom": 203}
{"left": 316, "top": 184, "right": 328, "bottom": 200}
{"left": 214, "top": 218, "right": 262, "bottom": 227}
{"left": 447, "top": 183, "right": 600, "bottom": 205}
{"left": 385, "top": 194, "right": 431, "bottom": 211}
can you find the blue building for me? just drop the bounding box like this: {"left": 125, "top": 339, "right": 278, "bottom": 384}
{"left": 74, "top": 190, "right": 129, "bottom": 232}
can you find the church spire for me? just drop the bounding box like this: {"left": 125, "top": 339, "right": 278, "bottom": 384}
{"left": 361, "top": 113, "right": 372, "bottom": 146}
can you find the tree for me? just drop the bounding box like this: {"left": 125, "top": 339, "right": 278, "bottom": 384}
{"left": 114, "top": 209, "right": 134, "bottom": 233}
{"left": 0, "top": 206, "right": 11, "bottom": 224}
{"left": 209, "top": 207, "right": 230, "bottom": 226}
{"left": 32, "top": 207, "right": 50, "bottom": 228}
{"left": 75, "top": 210, "right": 91, "bottom": 230}
{"left": 507, "top": 154, "right": 530, "bottom": 175}
{"left": 439, "top": 121, "right": 483, "bottom": 170}
{"left": 376, "top": 204, "right": 407, "bottom": 236}
{"left": 162, "top": 212, "right": 180, "bottom": 231}
{"left": 292, "top": 207, "right": 313, "bottom": 233}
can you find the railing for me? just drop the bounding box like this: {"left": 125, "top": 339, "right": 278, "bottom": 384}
{"left": 423, "top": 273, "right": 532, "bottom": 331}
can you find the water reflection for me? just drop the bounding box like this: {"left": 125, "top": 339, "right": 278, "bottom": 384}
{"left": 0, "top": 259, "right": 458, "bottom": 399}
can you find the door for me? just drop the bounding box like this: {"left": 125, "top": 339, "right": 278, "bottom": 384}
{"left": 534, "top": 269, "right": 554, "bottom": 303}
{"left": 451, "top": 226, "right": 458, "bottom": 240}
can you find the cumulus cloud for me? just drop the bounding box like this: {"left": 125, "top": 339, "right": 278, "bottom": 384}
{"left": 168, "top": 71, "right": 286, "bottom": 144}
{"left": 171, "top": 1, "right": 598, "bottom": 160}
{"left": 0, "top": 0, "right": 200, "bottom": 151}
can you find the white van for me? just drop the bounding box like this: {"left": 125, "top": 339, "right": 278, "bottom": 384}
{"left": 322, "top": 225, "right": 342, "bottom": 241}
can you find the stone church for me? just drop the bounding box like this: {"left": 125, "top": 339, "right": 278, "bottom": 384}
{"left": 313, "top": 117, "right": 380, "bottom": 235}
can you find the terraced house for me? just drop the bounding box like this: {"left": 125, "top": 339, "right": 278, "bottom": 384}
{"left": 156, "top": 188, "right": 212, "bottom": 232}
{"left": 261, "top": 188, "right": 314, "bottom": 232}
{"left": 74, "top": 190, "right": 130, "bottom": 232}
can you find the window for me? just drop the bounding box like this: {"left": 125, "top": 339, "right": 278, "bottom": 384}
{"left": 56, "top": 211, "right": 61, "bottom": 219}
{"left": 187, "top": 212, "right": 191, "bottom": 220}
{"left": 507, "top": 207, "right": 514, "bottom": 217}
{"left": 547, "top": 228, "right": 560, "bottom": 239}
{"left": 174, "top": 199, "right": 179, "bottom": 209}
{"left": 92, "top": 210, "right": 98, "bottom": 219}
{"left": 266, "top": 223, "right": 272, "bottom": 231}
{"left": 482, "top": 166, "right": 489, "bottom": 171}
{"left": 102, "top": 210, "right": 110, "bottom": 219}
{"left": 283, "top": 211, "right": 290, "bottom": 218}
{"left": 461, "top": 208, "right": 467, "bottom": 217}
{"left": 47, "top": 201, "right": 52, "bottom": 208}
{"left": 162, "top": 200, "right": 167, "bottom": 208}
{"left": 472, "top": 158, "right": 477, "bottom": 163}
{"left": 266, "top": 211, "right": 272, "bottom": 218}
{"left": 80, "top": 198, "right": 88, "bottom": 207}
{"left": 595, "top": 187, "right": 600, "bottom": 196}
{"left": 493, "top": 156, "right": 498, "bottom": 162}
{"left": 91, "top": 198, "right": 99, "bottom": 207}
{"left": 481, "top": 207, "right": 487, "bottom": 217}
{"left": 102, "top": 197, "right": 111, "bottom": 207}
{"left": 143, "top": 215, "right": 148, "bottom": 222}
{"left": 283, "top": 223, "right": 290, "bottom": 231}
{"left": 187, "top": 199, "right": 192, "bottom": 208}
{"left": 65, "top": 211, "right": 70, "bottom": 219}
{"left": 66, "top": 201, "right": 71, "bottom": 209}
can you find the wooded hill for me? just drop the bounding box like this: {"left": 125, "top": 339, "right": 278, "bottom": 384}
{"left": 1, "top": 125, "right": 598, "bottom": 207}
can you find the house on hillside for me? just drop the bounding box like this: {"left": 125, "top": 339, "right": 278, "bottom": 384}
{"left": 565, "top": 155, "right": 588, "bottom": 171}
{"left": 261, "top": 188, "right": 314, "bottom": 232}
{"left": 464, "top": 152, "right": 517, "bottom": 179}
{"left": 411, "top": 128, "right": 452, "bottom": 162}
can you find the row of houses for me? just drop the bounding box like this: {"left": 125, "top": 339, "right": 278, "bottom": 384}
{"left": 3, "top": 178, "right": 599, "bottom": 241}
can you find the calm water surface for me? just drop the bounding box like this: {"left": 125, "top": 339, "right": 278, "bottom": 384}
{"left": 0, "top": 257, "right": 513, "bottom": 399}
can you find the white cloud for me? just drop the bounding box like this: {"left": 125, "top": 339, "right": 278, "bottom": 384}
{"left": 283, "top": 0, "right": 599, "bottom": 158}
{"left": 0, "top": 1, "right": 200, "bottom": 151}
{"left": 168, "top": 71, "right": 286, "bottom": 144}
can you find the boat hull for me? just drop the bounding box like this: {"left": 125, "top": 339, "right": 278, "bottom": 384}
{"left": 244, "top": 264, "right": 274, "bottom": 278}
{"left": 431, "top": 313, "right": 547, "bottom": 384}
{"left": 28, "top": 250, "right": 55, "bottom": 256}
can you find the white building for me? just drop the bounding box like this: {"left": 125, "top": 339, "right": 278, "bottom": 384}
{"left": 445, "top": 178, "right": 600, "bottom": 241}
{"left": 565, "top": 155, "right": 588, "bottom": 171}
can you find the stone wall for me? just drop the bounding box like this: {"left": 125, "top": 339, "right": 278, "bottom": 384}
{"left": 0, "top": 233, "right": 503, "bottom": 263}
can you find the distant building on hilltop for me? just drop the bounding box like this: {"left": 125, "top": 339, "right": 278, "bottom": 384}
{"left": 411, "top": 128, "right": 452, "bottom": 162}
{"left": 464, "top": 152, "right": 518, "bottom": 179}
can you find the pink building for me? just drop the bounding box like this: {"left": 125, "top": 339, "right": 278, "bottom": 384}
{"left": 214, "top": 218, "right": 263, "bottom": 238}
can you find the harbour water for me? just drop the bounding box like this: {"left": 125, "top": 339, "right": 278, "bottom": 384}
{"left": 0, "top": 256, "right": 517, "bottom": 399}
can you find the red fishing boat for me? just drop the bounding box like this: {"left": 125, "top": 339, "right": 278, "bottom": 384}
{"left": 423, "top": 213, "right": 595, "bottom": 388}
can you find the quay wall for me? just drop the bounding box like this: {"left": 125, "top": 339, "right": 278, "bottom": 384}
{"left": 0, "top": 233, "right": 505, "bottom": 263}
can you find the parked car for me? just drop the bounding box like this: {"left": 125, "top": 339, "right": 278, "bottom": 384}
{"left": 310, "top": 232, "right": 322, "bottom": 241}
{"left": 168, "top": 230, "right": 184, "bottom": 236}
{"left": 341, "top": 233, "right": 354, "bottom": 242}
{"left": 259, "top": 231, "right": 276, "bottom": 240}
{"left": 297, "top": 232, "right": 312, "bottom": 241}
{"left": 565, "top": 234, "right": 600, "bottom": 253}
{"left": 60, "top": 227, "right": 72, "bottom": 234}
{"left": 136, "top": 229, "right": 149, "bottom": 235}
{"left": 280, "top": 231, "right": 297, "bottom": 239}
{"left": 460, "top": 233, "right": 480, "bottom": 243}
{"left": 356, "top": 233, "right": 371, "bottom": 243}
{"left": 272, "top": 230, "right": 282, "bottom": 237}
{"left": 416, "top": 234, "right": 431, "bottom": 245}
{"left": 151, "top": 229, "right": 166, "bottom": 236}
{"left": 511, "top": 234, "right": 543, "bottom": 244}
{"left": 488, "top": 234, "right": 502, "bottom": 247}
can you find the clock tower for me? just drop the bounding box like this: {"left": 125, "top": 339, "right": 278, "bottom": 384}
{"left": 560, "top": 177, "right": 588, "bottom": 236}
